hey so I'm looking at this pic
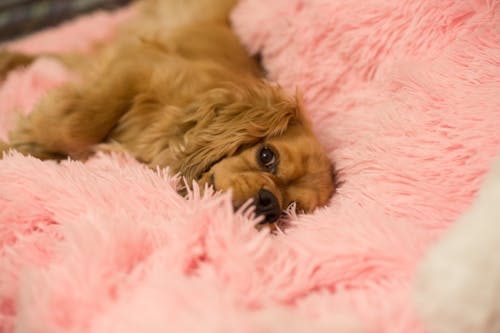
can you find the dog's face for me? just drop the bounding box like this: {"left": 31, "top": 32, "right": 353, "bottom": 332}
{"left": 164, "top": 81, "right": 335, "bottom": 224}
{"left": 199, "top": 122, "right": 335, "bottom": 223}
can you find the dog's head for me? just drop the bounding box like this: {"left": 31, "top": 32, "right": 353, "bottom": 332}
{"left": 172, "top": 81, "right": 335, "bottom": 224}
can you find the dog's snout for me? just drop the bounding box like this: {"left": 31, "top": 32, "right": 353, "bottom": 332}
{"left": 255, "top": 189, "right": 281, "bottom": 223}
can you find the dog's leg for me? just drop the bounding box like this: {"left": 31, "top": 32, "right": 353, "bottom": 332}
{"left": 0, "top": 49, "right": 93, "bottom": 76}
{"left": 8, "top": 61, "right": 138, "bottom": 160}
{"left": 0, "top": 50, "right": 36, "bottom": 80}
{"left": 0, "top": 139, "right": 9, "bottom": 155}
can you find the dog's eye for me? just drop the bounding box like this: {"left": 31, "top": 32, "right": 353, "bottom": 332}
{"left": 258, "top": 146, "right": 278, "bottom": 171}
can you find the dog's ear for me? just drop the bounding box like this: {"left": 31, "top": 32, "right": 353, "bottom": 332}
{"left": 172, "top": 81, "right": 303, "bottom": 181}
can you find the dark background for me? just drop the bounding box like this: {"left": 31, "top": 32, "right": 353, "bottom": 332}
{"left": 0, "top": 0, "right": 133, "bottom": 42}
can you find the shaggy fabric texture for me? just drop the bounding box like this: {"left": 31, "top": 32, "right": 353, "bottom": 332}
{"left": 415, "top": 155, "right": 500, "bottom": 333}
{"left": 0, "top": 1, "right": 499, "bottom": 332}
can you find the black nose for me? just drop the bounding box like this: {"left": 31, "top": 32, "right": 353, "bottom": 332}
{"left": 255, "top": 189, "right": 281, "bottom": 223}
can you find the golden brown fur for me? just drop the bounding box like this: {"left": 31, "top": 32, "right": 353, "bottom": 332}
{"left": 0, "top": 0, "right": 335, "bottom": 224}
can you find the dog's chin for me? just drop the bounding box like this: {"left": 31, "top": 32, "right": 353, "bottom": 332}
{"left": 198, "top": 170, "right": 247, "bottom": 211}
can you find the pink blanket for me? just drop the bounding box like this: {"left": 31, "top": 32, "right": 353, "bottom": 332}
{"left": 1, "top": 1, "right": 499, "bottom": 332}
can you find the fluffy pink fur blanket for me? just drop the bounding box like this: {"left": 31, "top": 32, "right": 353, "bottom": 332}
{"left": 0, "top": 1, "right": 499, "bottom": 332}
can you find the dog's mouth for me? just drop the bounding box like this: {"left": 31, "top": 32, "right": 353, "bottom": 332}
{"left": 198, "top": 170, "right": 282, "bottom": 226}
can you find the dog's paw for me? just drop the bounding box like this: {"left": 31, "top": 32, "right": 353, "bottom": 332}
{"left": 92, "top": 142, "right": 131, "bottom": 156}
{"left": 0, "top": 50, "right": 35, "bottom": 81}
{"left": 0, "top": 139, "right": 10, "bottom": 157}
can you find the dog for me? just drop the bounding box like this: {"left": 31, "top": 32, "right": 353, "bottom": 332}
{"left": 0, "top": 0, "right": 336, "bottom": 226}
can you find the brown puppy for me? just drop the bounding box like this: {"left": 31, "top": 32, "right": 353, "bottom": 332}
{"left": 0, "top": 0, "right": 335, "bottom": 225}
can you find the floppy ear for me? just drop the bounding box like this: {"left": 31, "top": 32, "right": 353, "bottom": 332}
{"left": 172, "top": 81, "right": 303, "bottom": 181}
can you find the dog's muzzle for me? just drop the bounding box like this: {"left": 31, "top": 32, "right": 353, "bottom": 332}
{"left": 255, "top": 189, "right": 281, "bottom": 224}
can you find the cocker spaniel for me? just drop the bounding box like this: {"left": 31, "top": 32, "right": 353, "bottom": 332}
{"left": 0, "top": 0, "right": 335, "bottom": 226}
